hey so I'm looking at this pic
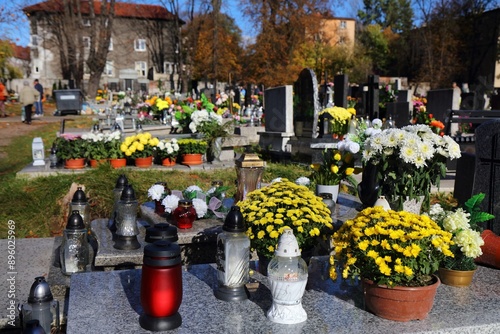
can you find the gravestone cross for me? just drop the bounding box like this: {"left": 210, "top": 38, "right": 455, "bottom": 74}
{"left": 472, "top": 119, "right": 500, "bottom": 234}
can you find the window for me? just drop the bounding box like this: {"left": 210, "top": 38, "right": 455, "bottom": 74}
{"left": 108, "top": 38, "right": 113, "bottom": 51}
{"left": 83, "top": 36, "right": 91, "bottom": 49}
{"left": 134, "top": 39, "right": 146, "bottom": 51}
{"left": 339, "top": 36, "right": 346, "bottom": 45}
{"left": 164, "top": 62, "right": 175, "bottom": 74}
{"left": 31, "top": 35, "right": 39, "bottom": 47}
{"left": 135, "top": 61, "right": 147, "bottom": 77}
{"left": 33, "top": 60, "right": 40, "bottom": 73}
{"left": 340, "top": 20, "right": 347, "bottom": 29}
{"left": 82, "top": 18, "right": 91, "bottom": 27}
{"left": 105, "top": 61, "right": 114, "bottom": 76}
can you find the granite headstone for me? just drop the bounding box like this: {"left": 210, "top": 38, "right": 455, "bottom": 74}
{"left": 334, "top": 74, "right": 348, "bottom": 108}
{"left": 426, "top": 89, "right": 453, "bottom": 123}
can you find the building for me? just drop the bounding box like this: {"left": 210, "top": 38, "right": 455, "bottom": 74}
{"left": 320, "top": 16, "right": 356, "bottom": 49}
{"left": 23, "top": 0, "right": 183, "bottom": 96}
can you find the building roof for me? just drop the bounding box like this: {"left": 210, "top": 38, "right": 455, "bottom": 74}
{"left": 23, "top": 0, "right": 181, "bottom": 22}
{"left": 12, "top": 44, "right": 30, "bottom": 61}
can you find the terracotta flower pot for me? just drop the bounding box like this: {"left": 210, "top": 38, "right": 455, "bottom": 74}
{"left": 182, "top": 153, "right": 203, "bottom": 166}
{"left": 362, "top": 275, "right": 440, "bottom": 322}
{"left": 475, "top": 229, "right": 500, "bottom": 268}
{"left": 162, "top": 157, "right": 176, "bottom": 166}
{"left": 109, "top": 158, "right": 127, "bottom": 169}
{"left": 64, "top": 158, "right": 86, "bottom": 169}
{"left": 90, "top": 159, "right": 107, "bottom": 168}
{"left": 135, "top": 156, "right": 153, "bottom": 168}
{"left": 438, "top": 267, "right": 476, "bottom": 287}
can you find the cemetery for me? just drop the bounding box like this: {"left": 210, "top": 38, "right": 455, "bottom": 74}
{"left": 2, "top": 69, "right": 500, "bottom": 334}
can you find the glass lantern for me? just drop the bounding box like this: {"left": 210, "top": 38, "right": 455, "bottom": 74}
{"left": 215, "top": 206, "right": 250, "bottom": 301}
{"left": 20, "top": 277, "right": 60, "bottom": 334}
{"left": 267, "top": 228, "right": 308, "bottom": 324}
{"left": 172, "top": 199, "right": 196, "bottom": 229}
{"left": 114, "top": 184, "right": 140, "bottom": 250}
{"left": 69, "top": 187, "right": 90, "bottom": 230}
{"left": 32, "top": 137, "right": 45, "bottom": 166}
{"left": 110, "top": 174, "right": 128, "bottom": 231}
{"left": 60, "top": 210, "right": 90, "bottom": 275}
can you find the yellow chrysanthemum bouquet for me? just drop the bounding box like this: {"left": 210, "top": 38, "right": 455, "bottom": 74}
{"left": 330, "top": 206, "right": 455, "bottom": 287}
{"left": 319, "top": 106, "right": 356, "bottom": 137}
{"left": 238, "top": 179, "right": 334, "bottom": 259}
{"left": 120, "top": 132, "right": 160, "bottom": 159}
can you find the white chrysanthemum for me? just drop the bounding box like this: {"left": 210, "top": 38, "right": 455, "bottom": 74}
{"left": 161, "top": 194, "right": 180, "bottom": 213}
{"left": 148, "top": 184, "right": 165, "bottom": 201}
{"left": 454, "top": 229, "right": 484, "bottom": 258}
{"left": 442, "top": 208, "right": 471, "bottom": 232}
{"left": 429, "top": 203, "right": 445, "bottom": 219}
{"left": 271, "top": 177, "right": 282, "bottom": 183}
{"left": 419, "top": 141, "right": 435, "bottom": 160}
{"left": 413, "top": 154, "right": 427, "bottom": 168}
{"left": 295, "top": 177, "right": 310, "bottom": 186}
{"left": 192, "top": 198, "right": 208, "bottom": 218}
{"left": 186, "top": 185, "right": 203, "bottom": 193}
{"left": 337, "top": 140, "right": 346, "bottom": 151}
{"left": 347, "top": 141, "right": 360, "bottom": 154}
{"left": 400, "top": 145, "right": 418, "bottom": 164}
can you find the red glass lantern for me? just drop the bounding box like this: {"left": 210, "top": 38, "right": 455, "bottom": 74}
{"left": 172, "top": 199, "right": 196, "bottom": 229}
{"left": 140, "top": 240, "right": 182, "bottom": 331}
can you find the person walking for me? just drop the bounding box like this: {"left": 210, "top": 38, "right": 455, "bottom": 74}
{"left": 33, "top": 79, "right": 44, "bottom": 117}
{"left": 20, "top": 81, "right": 40, "bottom": 125}
{"left": 0, "top": 80, "right": 7, "bottom": 117}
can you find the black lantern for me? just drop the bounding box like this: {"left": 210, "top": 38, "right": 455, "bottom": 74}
{"left": 20, "top": 277, "right": 60, "bottom": 334}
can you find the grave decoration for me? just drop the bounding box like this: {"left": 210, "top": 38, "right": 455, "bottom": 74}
{"left": 114, "top": 184, "right": 140, "bottom": 250}
{"left": 267, "top": 228, "right": 308, "bottom": 324}
{"left": 318, "top": 106, "right": 356, "bottom": 139}
{"left": 215, "top": 206, "right": 250, "bottom": 302}
{"left": 69, "top": 187, "right": 90, "bottom": 230}
{"left": 60, "top": 210, "right": 90, "bottom": 275}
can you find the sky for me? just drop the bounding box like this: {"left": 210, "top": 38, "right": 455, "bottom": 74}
{"left": 2, "top": 0, "right": 355, "bottom": 47}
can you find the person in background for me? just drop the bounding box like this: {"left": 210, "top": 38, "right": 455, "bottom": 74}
{"left": 0, "top": 80, "right": 7, "bottom": 117}
{"left": 20, "top": 81, "right": 40, "bottom": 125}
{"left": 33, "top": 79, "right": 44, "bottom": 117}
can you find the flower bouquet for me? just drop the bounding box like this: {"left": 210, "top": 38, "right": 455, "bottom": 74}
{"left": 428, "top": 193, "right": 492, "bottom": 272}
{"left": 330, "top": 206, "right": 454, "bottom": 287}
{"left": 177, "top": 138, "right": 208, "bottom": 155}
{"left": 362, "top": 124, "right": 461, "bottom": 211}
{"left": 309, "top": 139, "right": 361, "bottom": 186}
{"left": 319, "top": 106, "right": 356, "bottom": 137}
{"left": 54, "top": 134, "right": 86, "bottom": 160}
{"left": 411, "top": 96, "right": 444, "bottom": 134}
{"left": 238, "top": 179, "right": 334, "bottom": 259}
{"left": 120, "top": 132, "right": 159, "bottom": 159}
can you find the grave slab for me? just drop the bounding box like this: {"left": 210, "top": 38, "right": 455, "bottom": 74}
{"left": 66, "top": 257, "right": 500, "bottom": 334}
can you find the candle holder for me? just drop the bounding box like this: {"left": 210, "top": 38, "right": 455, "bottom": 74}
{"left": 60, "top": 210, "right": 90, "bottom": 275}
{"left": 20, "top": 277, "right": 60, "bottom": 334}
{"left": 172, "top": 199, "right": 196, "bottom": 229}
{"left": 69, "top": 187, "right": 90, "bottom": 230}
{"left": 215, "top": 206, "right": 250, "bottom": 301}
{"left": 267, "top": 228, "right": 308, "bottom": 324}
{"left": 114, "top": 184, "right": 140, "bottom": 250}
{"left": 110, "top": 174, "right": 128, "bottom": 231}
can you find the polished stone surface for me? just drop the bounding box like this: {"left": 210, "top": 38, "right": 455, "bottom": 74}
{"left": 66, "top": 257, "right": 500, "bottom": 333}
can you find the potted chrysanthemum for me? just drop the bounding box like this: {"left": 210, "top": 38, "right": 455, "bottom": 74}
{"left": 120, "top": 132, "right": 160, "bottom": 167}
{"left": 154, "top": 138, "right": 180, "bottom": 166}
{"left": 238, "top": 179, "right": 334, "bottom": 272}
{"left": 330, "top": 206, "right": 454, "bottom": 321}
{"left": 429, "top": 193, "right": 492, "bottom": 287}
{"left": 318, "top": 106, "right": 356, "bottom": 138}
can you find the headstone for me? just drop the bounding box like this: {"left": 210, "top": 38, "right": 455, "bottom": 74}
{"left": 366, "top": 75, "right": 379, "bottom": 120}
{"left": 334, "top": 74, "right": 348, "bottom": 108}
{"left": 426, "top": 89, "right": 453, "bottom": 123}
{"left": 258, "top": 85, "right": 295, "bottom": 151}
{"left": 490, "top": 95, "right": 500, "bottom": 109}
{"left": 453, "top": 152, "right": 476, "bottom": 207}
{"left": 293, "top": 68, "right": 321, "bottom": 138}
{"left": 472, "top": 119, "right": 500, "bottom": 233}
{"left": 387, "top": 102, "right": 411, "bottom": 127}
{"left": 460, "top": 92, "right": 476, "bottom": 110}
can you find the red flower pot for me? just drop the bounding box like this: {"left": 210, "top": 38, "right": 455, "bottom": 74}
{"left": 181, "top": 153, "right": 203, "bottom": 166}
{"left": 64, "top": 158, "right": 86, "bottom": 169}
{"left": 109, "top": 158, "right": 127, "bottom": 169}
{"left": 162, "top": 157, "right": 176, "bottom": 166}
{"left": 135, "top": 156, "right": 153, "bottom": 168}
{"left": 90, "top": 159, "right": 108, "bottom": 168}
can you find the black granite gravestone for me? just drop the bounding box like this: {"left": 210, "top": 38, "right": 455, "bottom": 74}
{"left": 453, "top": 152, "right": 476, "bottom": 207}
{"left": 461, "top": 92, "right": 476, "bottom": 110}
{"left": 426, "top": 89, "right": 454, "bottom": 123}
{"left": 366, "top": 75, "right": 379, "bottom": 120}
{"left": 387, "top": 102, "right": 411, "bottom": 128}
{"left": 472, "top": 120, "right": 500, "bottom": 233}
{"left": 293, "top": 68, "right": 320, "bottom": 137}
{"left": 334, "top": 74, "right": 348, "bottom": 108}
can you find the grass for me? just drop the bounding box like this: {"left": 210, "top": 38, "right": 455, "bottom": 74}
{"left": 0, "top": 108, "right": 310, "bottom": 238}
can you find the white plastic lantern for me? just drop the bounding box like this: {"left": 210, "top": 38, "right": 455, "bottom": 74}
{"left": 267, "top": 228, "right": 308, "bottom": 324}
{"left": 32, "top": 137, "right": 45, "bottom": 166}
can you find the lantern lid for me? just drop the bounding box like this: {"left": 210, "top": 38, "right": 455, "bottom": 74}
{"left": 115, "top": 174, "right": 128, "bottom": 189}
{"left": 71, "top": 187, "right": 87, "bottom": 204}
{"left": 143, "top": 240, "right": 181, "bottom": 267}
{"left": 28, "top": 277, "right": 53, "bottom": 303}
{"left": 275, "top": 228, "right": 301, "bottom": 257}
{"left": 235, "top": 153, "right": 265, "bottom": 168}
{"left": 145, "top": 223, "right": 178, "bottom": 243}
{"left": 66, "top": 210, "right": 85, "bottom": 230}
{"left": 223, "top": 206, "right": 245, "bottom": 232}
{"left": 120, "top": 184, "right": 136, "bottom": 201}
{"left": 178, "top": 199, "right": 192, "bottom": 207}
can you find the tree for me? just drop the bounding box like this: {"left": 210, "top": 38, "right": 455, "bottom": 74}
{"left": 86, "top": 0, "right": 115, "bottom": 99}
{"left": 240, "top": 0, "right": 331, "bottom": 87}
{"left": 358, "top": 0, "right": 413, "bottom": 34}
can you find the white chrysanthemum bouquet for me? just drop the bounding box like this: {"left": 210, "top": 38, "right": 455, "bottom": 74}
{"left": 362, "top": 124, "right": 461, "bottom": 211}
{"left": 154, "top": 138, "right": 180, "bottom": 160}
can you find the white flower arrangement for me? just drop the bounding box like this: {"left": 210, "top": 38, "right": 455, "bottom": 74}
{"left": 192, "top": 198, "right": 208, "bottom": 218}
{"left": 362, "top": 124, "right": 461, "bottom": 211}
{"left": 148, "top": 184, "right": 166, "bottom": 201}
{"left": 161, "top": 194, "right": 180, "bottom": 213}
{"left": 295, "top": 177, "right": 310, "bottom": 186}
{"left": 155, "top": 138, "right": 180, "bottom": 159}
{"left": 189, "top": 109, "right": 223, "bottom": 133}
